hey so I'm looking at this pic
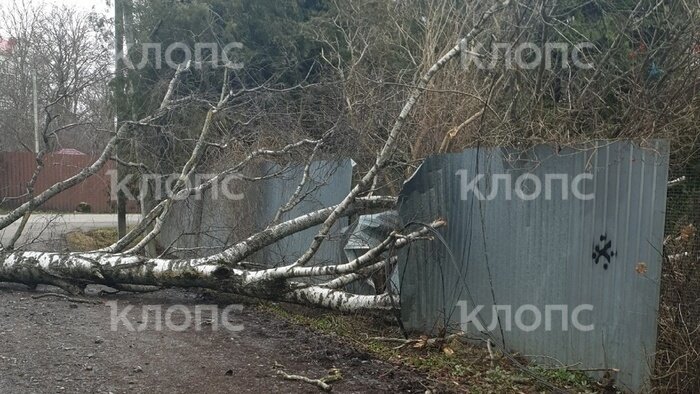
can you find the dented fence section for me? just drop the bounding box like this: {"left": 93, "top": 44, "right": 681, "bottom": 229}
{"left": 397, "top": 141, "right": 670, "bottom": 392}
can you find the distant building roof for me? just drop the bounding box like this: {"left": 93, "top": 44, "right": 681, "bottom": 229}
{"left": 0, "top": 38, "right": 16, "bottom": 55}
{"left": 55, "top": 148, "right": 86, "bottom": 156}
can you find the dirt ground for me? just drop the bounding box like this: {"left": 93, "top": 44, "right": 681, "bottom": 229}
{"left": 0, "top": 284, "right": 433, "bottom": 393}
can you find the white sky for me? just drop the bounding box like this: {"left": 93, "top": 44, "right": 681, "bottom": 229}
{"left": 0, "top": 0, "right": 112, "bottom": 37}
{"left": 45, "top": 0, "right": 111, "bottom": 15}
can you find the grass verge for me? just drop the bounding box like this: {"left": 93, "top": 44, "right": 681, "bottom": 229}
{"left": 65, "top": 228, "right": 141, "bottom": 251}
{"left": 259, "top": 302, "right": 601, "bottom": 393}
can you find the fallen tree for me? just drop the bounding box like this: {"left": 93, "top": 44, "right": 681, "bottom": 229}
{"left": 0, "top": 0, "right": 509, "bottom": 311}
{"left": 0, "top": 218, "right": 444, "bottom": 311}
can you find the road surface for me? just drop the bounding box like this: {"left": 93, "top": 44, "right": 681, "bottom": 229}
{"left": 0, "top": 288, "right": 430, "bottom": 393}
{"left": 0, "top": 214, "right": 141, "bottom": 250}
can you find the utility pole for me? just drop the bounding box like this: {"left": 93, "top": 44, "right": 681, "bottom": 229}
{"left": 32, "top": 70, "right": 39, "bottom": 153}
{"left": 115, "top": 0, "right": 127, "bottom": 237}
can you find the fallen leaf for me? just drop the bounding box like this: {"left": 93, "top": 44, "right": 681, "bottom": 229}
{"left": 635, "top": 262, "right": 648, "bottom": 275}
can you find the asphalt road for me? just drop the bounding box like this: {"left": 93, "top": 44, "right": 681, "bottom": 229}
{"left": 0, "top": 214, "right": 141, "bottom": 250}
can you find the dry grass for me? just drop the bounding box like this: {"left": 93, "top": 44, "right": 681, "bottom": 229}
{"left": 653, "top": 222, "right": 700, "bottom": 392}
{"left": 65, "top": 228, "right": 136, "bottom": 252}
{"left": 654, "top": 301, "right": 700, "bottom": 392}
{"left": 259, "top": 302, "right": 598, "bottom": 393}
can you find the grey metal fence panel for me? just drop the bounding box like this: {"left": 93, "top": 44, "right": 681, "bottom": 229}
{"left": 397, "top": 141, "right": 669, "bottom": 392}
{"left": 159, "top": 160, "right": 352, "bottom": 269}
{"left": 252, "top": 160, "right": 352, "bottom": 267}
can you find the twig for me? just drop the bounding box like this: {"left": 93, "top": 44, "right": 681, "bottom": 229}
{"left": 568, "top": 367, "right": 620, "bottom": 373}
{"left": 368, "top": 332, "right": 464, "bottom": 350}
{"left": 486, "top": 339, "right": 495, "bottom": 367}
{"left": 274, "top": 365, "right": 342, "bottom": 392}
{"left": 668, "top": 176, "right": 687, "bottom": 187}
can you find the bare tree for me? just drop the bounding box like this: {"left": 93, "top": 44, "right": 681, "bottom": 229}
{"left": 0, "top": 0, "right": 513, "bottom": 312}
{"left": 317, "top": 0, "right": 699, "bottom": 190}
{"left": 0, "top": 1, "right": 112, "bottom": 154}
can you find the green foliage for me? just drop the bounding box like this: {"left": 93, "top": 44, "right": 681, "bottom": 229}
{"left": 528, "top": 366, "right": 597, "bottom": 392}
{"left": 113, "top": 0, "right": 334, "bottom": 169}
{"left": 127, "top": 0, "right": 327, "bottom": 98}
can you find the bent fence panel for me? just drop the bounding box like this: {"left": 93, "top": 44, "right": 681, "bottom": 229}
{"left": 397, "top": 141, "right": 669, "bottom": 392}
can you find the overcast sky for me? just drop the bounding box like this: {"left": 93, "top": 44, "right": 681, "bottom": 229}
{"left": 0, "top": 0, "right": 112, "bottom": 37}
{"left": 47, "top": 0, "right": 111, "bottom": 15}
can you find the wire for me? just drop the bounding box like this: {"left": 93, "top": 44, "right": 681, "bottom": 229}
{"left": 400, "top": 223, "right": 566, "bottom": 392}
{"left": 475, "top": 145, "right": 507, "bottom": 349}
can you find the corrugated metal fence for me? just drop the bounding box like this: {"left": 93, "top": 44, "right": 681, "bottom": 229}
{"left": 397, "top": 141, "right": 669, "bottom": 392}
{"left": 0, "top": 152, "right": 118, "bottom": 213}
{"left": 158, "top": 160, "right": 352, "bottom": 268}
{"left": 155, "top": 142, "right": 671, "bottom": 391}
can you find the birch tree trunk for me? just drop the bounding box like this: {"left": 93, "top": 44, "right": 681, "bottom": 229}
{"left": 0, "top": 249, "right": 394, "bottom": 311}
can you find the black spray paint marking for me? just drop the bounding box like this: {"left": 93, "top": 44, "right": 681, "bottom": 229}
{"left": 593, "top": 234, "right": 616, "bottom": 270}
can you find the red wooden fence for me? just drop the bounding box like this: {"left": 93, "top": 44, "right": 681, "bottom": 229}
{"left": 0, "top": 152, "right": 138, "bottom": 213}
